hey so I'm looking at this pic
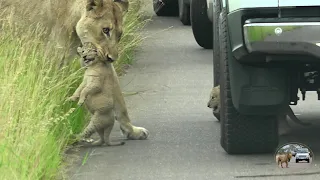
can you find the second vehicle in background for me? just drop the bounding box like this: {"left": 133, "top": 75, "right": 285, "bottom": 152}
{"left": 153, "top": 0, "right": 191, "bottom": 25}
{"left": 190, "top": 0, "right": 213, "bottom": 49}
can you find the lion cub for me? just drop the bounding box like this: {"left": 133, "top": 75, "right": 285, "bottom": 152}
{"left": 276, "top": 153, "right": 292, "bottom": 168}
{"left": 67, "top": 45, "right": 125, "bottom": 146}
{"left": 207, "top": 85, "right": 311, "bottom": 135}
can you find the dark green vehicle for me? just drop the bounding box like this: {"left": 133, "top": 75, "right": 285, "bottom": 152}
{"left": 195, "top": 0, "right": 320, "bottom": 154}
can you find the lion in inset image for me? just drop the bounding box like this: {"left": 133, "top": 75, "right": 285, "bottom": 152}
{"left": 67, "top": 44, "right": 126, "bottom": 146}
{"left": 207, "top": 85, "right": 311, "bottom": 136}
{"left": 276, "top": 153, "right": 292, "bottom": 168}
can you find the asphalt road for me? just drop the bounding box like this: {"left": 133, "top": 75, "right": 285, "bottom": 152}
{"left": 68, "top": 5, "right": 320, "bottom": 180}
{"left": 277, "top": 156, "right": 313, "bottom": 168}
{"left": 285, "top": 157, "right": 313, "bottom": 169}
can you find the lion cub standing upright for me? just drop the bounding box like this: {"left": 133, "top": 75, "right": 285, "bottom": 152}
{"left": 67, "top": 44, "right": 125, "bottom": 146}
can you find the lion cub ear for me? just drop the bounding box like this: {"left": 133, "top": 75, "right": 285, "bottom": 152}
{"left": 86, "top": 0, "right": 104, "bottom": 11}
{"left": 114, "top": 0, "right": 129, "bottom": 13}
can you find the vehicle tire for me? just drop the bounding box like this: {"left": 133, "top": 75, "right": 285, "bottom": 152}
{"left": 307, "top": 159, "right": 310, "bottom": 163}
{"left": 296, "top": 159, "right": 299, "bottom": 163}
{"left": 190, "top": 0, "right": 213, "bottom": 49}
{"left": 178, "top": 0, "right": 191, "bottom": 25}
{"left": 153, "top": 0, "right": 179, "bottom": 16}
{"left": 218, "top": 8, "right": 278, "bottom": 154}
{"left": 212, "top": 0, "right": 222, "bottom": 122}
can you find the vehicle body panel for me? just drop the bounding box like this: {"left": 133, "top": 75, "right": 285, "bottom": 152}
{"left": 227, "top": 0, "right": 278, "bottom": 13}
{"left": 218, "top": 1, "right": 320, "bottom": 114}
{"left": 224, "top": 9, "right": 290, "bottom": 115}
{"left": 279, "top": 0, "right": 320, "bottom": 7}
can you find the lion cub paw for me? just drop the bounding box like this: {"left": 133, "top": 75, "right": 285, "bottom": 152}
{"left": 81, "top": 138, "right": 94, "bottom": 143}
{"left": 126, "top": 126, "right": 149, "bottom": 140}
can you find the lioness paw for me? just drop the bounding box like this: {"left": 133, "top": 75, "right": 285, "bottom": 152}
{"left": 67, "top": 96, "right": 79, "bottom": 102}
{"left": 126, "top": 126, "right": 149, "bottom": 140}
{"left": 77, "top": 98, "right": 85, "bottom": 105}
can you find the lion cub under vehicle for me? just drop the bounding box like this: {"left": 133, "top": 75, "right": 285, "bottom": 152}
{"left": 276, "top": 153, "right": 293, "bottom": 168}
{"left": 207, "top": 85, "right": 311, "bottom": 135}
{"left": 67, "top": 45, "right": 125, "bottom": 146}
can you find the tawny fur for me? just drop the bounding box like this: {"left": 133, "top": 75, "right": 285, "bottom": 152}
{"left": 0, "top": 0, "right": 129, "bottom": 61}
{"left": 58, "top": 0, "right": 148, "bottom": 141}
{"left": 276, "top": 153, "right": 292, "bottom": 168}
{"left": 68, "top": 45, "right": 125, "bottom": 146}
{"left": 1, "top": 0, "right": 149, "bottom": 140}
{"left": 207, "top": 85, "right": 311, "bottom": 135}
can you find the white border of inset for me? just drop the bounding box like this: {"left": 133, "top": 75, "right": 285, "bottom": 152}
{"left": 274, "top": 142, "right": 315, "bottom": 168}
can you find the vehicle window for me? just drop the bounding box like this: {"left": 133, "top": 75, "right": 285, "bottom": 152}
{"left": 297, "top": 148, "right": 309, "bottom": 153}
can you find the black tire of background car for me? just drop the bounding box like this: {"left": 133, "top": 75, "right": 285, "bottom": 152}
{"left": 212, "top": 0, "right": 222, "bottom": 121}
{"left": 153, "top": 0, "right": 179, "bottom": 16}
{"left": 190, "top": 0, "right": 213, "bottom": 49}
{"left": 178, "top": 0, "right": 191, "bottom": 25}
{"left": 219, "top": 8, "right": 279, "bottom": 154}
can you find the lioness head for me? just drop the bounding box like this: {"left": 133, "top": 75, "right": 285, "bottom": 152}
{"left": 207, "top": 85, "right": 220, "bottom": 113}
{"left": 75, "top": 0, "right": 129, "bottom": 63}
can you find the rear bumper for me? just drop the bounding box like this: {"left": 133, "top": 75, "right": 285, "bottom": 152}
{"left": 227, "top": 8, "right": 320, "bottom": 62}
{"left": 243, "top": 21, "right": 320, "bottom": 59}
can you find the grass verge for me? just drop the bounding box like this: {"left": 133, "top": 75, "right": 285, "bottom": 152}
{"left": 0, "top": 0, "right": 149, "bottom": 179}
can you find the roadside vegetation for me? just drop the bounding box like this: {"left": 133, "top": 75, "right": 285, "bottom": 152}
{"left": 0, "top": 0, "right": 149, "bottom": 179}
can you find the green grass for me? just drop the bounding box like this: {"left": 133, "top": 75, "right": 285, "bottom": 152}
{"left": 0, "top": 0, "right": 149, "bottom": 179}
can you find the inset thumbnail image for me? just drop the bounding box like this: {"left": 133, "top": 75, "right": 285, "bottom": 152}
{"left": 275, "top": 142, "right": 314, "bottom": 168}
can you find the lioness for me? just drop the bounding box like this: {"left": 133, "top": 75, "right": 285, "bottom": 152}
{"left": 1, "top": 0, "right": 149, "bottom": 140}
{"left": 207, "top": 85, "right": 311, "bottom": 135}
{"left": 68, "top": 44, "right": 126, "bottom": 146}
{"left": 69, "top": 0, "right": 149, "bottom": 140}
{"left": 276, "top": 153, "right": 292, "bottom": 168}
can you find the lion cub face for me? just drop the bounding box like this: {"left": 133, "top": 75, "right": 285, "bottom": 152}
{"left": 207, "top": 85, "right": 220, "bottom": 113}
{"left": 77, "top": 45, "right": 101, "bottom": 67}
{"left": 75, "top": 0, "right": 128, "bottom": 63}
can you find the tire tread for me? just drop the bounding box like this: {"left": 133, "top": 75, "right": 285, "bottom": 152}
{"left": 219, "top": 8, "right": 278, "bottom": 154}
